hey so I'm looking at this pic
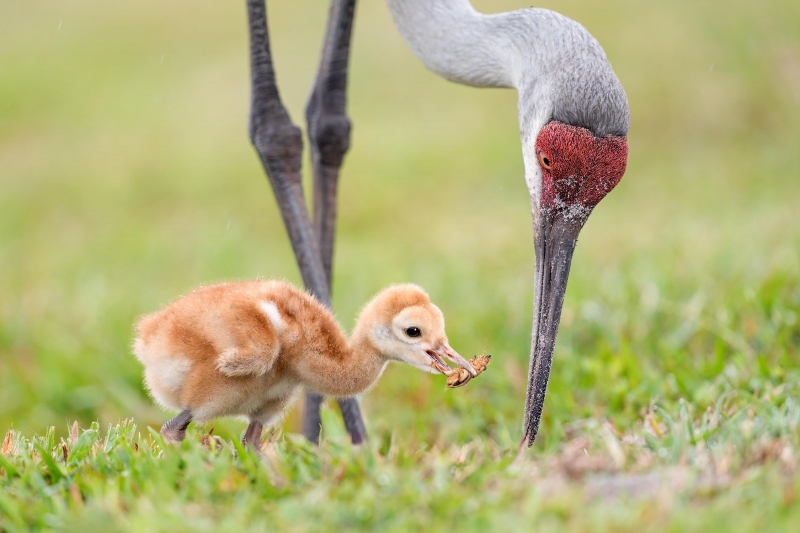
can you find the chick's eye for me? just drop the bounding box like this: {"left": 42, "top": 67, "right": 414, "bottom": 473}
{"left": 538, "top": 152, "right": 552, "bottom": 170}
{"left": 405, "top": 327, "right": 421, "bottom": 338}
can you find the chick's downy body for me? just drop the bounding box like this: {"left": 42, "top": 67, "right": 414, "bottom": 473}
{"left": 133, "top": 280, "right": 473, "bottom": 446}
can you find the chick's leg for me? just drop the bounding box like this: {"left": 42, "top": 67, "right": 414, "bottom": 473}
{"left": 161, "top": 409, "right": 192, "bottom": 443}
{"left": 242, "top": 420, "right": 264, "bottom": 450}
{"left": 243, "top": 398, "right": 292, "bottom": 450}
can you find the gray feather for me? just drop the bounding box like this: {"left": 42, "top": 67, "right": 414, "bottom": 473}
{"left": 386, "top": 0, "right": 630, "bottom": 137}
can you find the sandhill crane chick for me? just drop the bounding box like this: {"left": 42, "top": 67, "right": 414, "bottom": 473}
{"left": 133, "top": 281, "right": 475, "bottom": 448}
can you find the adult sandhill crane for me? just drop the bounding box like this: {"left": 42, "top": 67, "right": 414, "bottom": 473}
{"left": 244, "top": 0, "right": 629, "bottom": 448}
{"left": 134, "top": 281, "right": 474, "bottom": 447}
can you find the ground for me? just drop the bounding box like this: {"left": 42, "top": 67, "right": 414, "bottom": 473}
{"left": 1, "top": 0, "right": 799, "bottom": 531}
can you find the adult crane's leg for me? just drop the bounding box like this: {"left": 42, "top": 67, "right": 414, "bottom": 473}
{"left": 307, "top": 0, "right": 356, "bottom": 278}
{"left": 304, "top": 0, "right": 366, "bottom": 445}
{"left": 246, "top": 0, "right": 329, "bottom": 302}
{"left": 245, "top": 0, "right": 366, "bottom": 445}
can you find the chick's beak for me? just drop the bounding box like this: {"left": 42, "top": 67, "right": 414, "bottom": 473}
{"left": 427, "top": 342, "right": 476, "bottom": 376}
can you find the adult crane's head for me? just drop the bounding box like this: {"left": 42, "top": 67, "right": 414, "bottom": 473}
{"left": 515, "top": 12, "right": 631, "bottom": 447}
{"left": 387, "top": 1, "right": 630, "bottom": 447}
{"left": 521, "top": 121, "right": 629, "bottom": 445}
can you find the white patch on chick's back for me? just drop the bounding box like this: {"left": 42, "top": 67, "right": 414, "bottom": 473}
{"left": 259, "top": 301, "right": 286, "bottom": 332}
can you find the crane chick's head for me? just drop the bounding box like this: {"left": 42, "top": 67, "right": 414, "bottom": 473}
{"left": 356, "top": 284, "right": 476, "bottom": 377}
{"left": 535, "top": 121, "right": 628, "bottom": 217}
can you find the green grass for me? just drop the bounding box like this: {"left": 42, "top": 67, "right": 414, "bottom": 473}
{"left": 1, "top": 0, "right": 799, "bottom": 530}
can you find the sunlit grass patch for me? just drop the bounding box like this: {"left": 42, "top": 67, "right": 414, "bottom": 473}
{"left": 1, "top": 385, "right": 798, "bottom": 531}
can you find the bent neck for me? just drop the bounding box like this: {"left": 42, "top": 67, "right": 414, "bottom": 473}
{"left": 386, "top": 0, "right": 516, "bottom": 88}
{"left": 388, "top": 0, "right": 630, "bottom": 235}
{"left": 294, "top": 327, "right": 387, "bottom": 398}
{"left": 386, "top": 1, "right": 586, "bottom": 90}
{"left": 386, "top": 0, "right": 630, "bottom": 137}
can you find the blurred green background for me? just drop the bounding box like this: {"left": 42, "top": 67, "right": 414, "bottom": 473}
{"left": 1, "top": 0, "right": 798, "bottom": 451}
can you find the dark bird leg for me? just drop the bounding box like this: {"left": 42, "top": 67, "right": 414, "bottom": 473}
{"left": 242, "top": 420, "right": 264, "bottom": 450}
{"left": 245, "top": 0, "right": 366, "bottom": 445}
{"left": 307, "top": 0, "right": 356, "bottom": 281}
{"left": 304, "top": 0, "right": 365, "bottom": 446}
{"left": 246, "top": 0, "right": 328, "bottom": 301}
{"left": 161, "top": 409, "right": 192, "bottom": 443}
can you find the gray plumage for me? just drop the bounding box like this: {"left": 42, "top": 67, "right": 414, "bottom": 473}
{"left": 387, "top": 0, "right": 631, "bottom": 447}
{"left": 386, "top": 0, "right": 630, "bottom": 137}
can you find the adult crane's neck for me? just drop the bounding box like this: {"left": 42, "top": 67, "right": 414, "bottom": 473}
{"left": 386, "top": 0, "right": 630, "bottom": 137}
{"left": 386, "top": 0, "right": 516, "bottom": 88}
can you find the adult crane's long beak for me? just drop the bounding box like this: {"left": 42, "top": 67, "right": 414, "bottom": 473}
{"left": 523, "top": 209, "right": 586, "bottom": 447}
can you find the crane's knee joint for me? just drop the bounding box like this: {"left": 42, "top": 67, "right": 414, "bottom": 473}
{"left": 308, "top": 112, "right": 351, "bottom": 168}
{"left": 249, "top": 119, "right": 305, "bottom": 178}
